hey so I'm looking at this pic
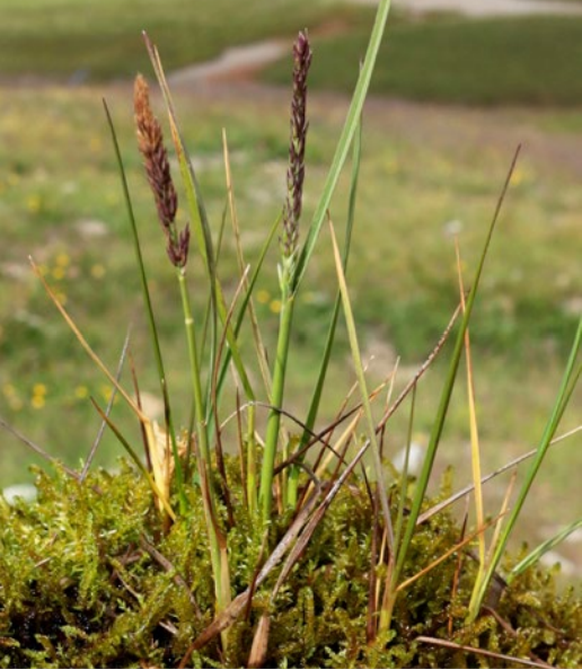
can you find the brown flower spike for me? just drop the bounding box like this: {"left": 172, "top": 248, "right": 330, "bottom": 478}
{"left": 134, "top": 74, "right": 190, "bottom": 268}
{"left": 281, "top": 30, "right": 312, "bottom": 261}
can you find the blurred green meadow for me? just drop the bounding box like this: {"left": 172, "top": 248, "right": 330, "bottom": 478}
{"left": 264, "top": 9, "right": 582, "bottom": 106}
{"left": 0, "top": 0, "right": 340, "bottom": 81}
{"left": 0, "top": 0, "right": 581, "bottom": 565}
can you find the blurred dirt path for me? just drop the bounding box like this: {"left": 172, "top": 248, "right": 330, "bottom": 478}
{"left": 358, "top": 0, "right": 582, "bottom": 16}
{"left": 168, "top": 41, "right": 287, "bottom": 87}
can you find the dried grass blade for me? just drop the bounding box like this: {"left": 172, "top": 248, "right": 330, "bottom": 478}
{"left": 418, "top": 424, "right": 582, "bottom": 524}
{"left": 312, "top": 410, "right": 363, "bottom": 486}
{"left": 81, "top": 327, "right": 131, "bottom": 480}
{"left": 329, "top": 218, "right": 393, "bottom": 547}
{"left": 90, "top": 398, "right": 175, "bottom": 522}
{"left": 247, "top": 613, "right": 270, "bottom": 669}
{"left": 0, "top": 416, "right": 80, "bottom": 481}
{"left": 486, "top": 468, "right": 517, "bottom": 570}
{"left": 455, "top": 239, "right": 485, "bottom": 566}
{"left": 396, "top": 512, "right": 505, "bottom": 594}
{"left": 449, "top": 504, "right": 469, "bottom": 637}
{"left": 415, "top": 636, "right": 553, "bottom": 669}
{"left": 375, "top": 300, "right": 462, "bottom": 433}
{"left": 367, "top": 487, "right": 381, "bottom": 643}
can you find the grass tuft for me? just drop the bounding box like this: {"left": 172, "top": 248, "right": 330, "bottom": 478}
{"left": 0, "top": 1, "right": 581, "bottom": 666}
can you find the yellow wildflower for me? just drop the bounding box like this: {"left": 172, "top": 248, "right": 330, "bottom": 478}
{"left": 75, "top": 385, "right": 89, "bottom": 399}
{"left": 256, "top": 289, "right": 271, "bottom": 304}
{"left": 90, "top": 264, "right": 106, "bottom": 279}
{"left": 31, "top": 395, "right": 45, "bottom": 410}
{"left": 52, "top": 266, "right": 66, "bottom": 280}
{"left": 27, "top": 194, "right": 42, "bottom": 213}
{"left": 55, "top": 252, "right": 70, "bottom": 267}
{"left": 269, "top": 299, "right": 282, "bottom": 314}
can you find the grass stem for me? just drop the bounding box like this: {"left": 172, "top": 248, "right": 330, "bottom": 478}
{"left": 259, "top": 293, "right": 295, "bottom": 523}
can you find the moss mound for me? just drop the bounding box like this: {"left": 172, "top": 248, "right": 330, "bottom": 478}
{"left": 0, "top": 461, "right": 580, "bottom": 668}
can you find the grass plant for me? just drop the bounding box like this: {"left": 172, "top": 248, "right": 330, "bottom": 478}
{"left": 1, "top": 0, "right": 582, "bottom": 664}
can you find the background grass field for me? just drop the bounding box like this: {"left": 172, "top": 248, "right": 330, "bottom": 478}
{"left": 0, "top": 0, "right": 581, "bottom": 570}
{"left": 0, "top": 0, "right": 340, "bottom": 80}
{"left": 264, "top": 10, "right": 582, "bottom": 106}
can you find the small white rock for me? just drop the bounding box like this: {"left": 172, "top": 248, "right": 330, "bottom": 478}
{"left": 2, "top": 484, "right": 38, "bottom": 505}
{"left": 392, "top": 442, "right": 425, "bottom": 476}
{"left": 540, "top": 550, "right": 578, "bottom": 576}
{"left": 75, "top": 218, "right": 109, "bottom": 238}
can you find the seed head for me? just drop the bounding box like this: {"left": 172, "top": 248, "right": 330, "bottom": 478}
{"left": 166, "top": 223, "right": 190, "bottom": 269}
{"left": 134, "top": 74, "right": 189, "bottom": 268}
{"left": 281, "top": 30, "right": 312, "bottom": 260}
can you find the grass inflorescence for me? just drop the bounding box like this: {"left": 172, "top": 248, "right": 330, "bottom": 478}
{"left": 1, "top": 0, "right": 581, "bottom": 667}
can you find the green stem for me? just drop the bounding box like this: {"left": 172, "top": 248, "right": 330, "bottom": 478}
{"left": 394, "top": 384, "right": 417, "bottom": 552}
{"left": 246, "top": 404, "right": 258, "bottom": 516}
{"left": 177, "top": 269, "right": 229, "bottom": 617}
{"left": 259, "top": 292, "right": 295, "bottom": 524}
{"left": 178, "top": 271, "right": 209, "bottom": 463}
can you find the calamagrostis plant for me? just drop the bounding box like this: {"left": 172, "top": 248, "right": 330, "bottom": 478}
{"left": 259, "top": 30, "right": 312, "bottom": 523}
